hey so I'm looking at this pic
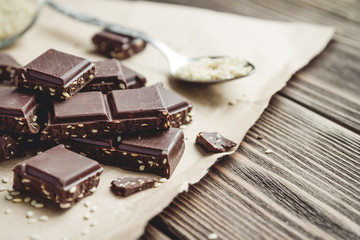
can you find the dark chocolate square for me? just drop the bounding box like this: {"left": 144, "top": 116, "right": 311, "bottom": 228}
{"left": 13, "top": 144, "right": 103, "bottom": 208}
{"left": 17, "top": 49, "right": 95, "bottom": 100}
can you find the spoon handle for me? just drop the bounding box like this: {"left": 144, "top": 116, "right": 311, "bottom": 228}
{"left": 45, "top": 1, "right": 186, "bottom": 65}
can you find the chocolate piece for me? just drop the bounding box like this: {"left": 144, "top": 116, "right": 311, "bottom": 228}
{"left": 111, "top": 177, "right": 157, "bottom": 197}
{"left": 121, "top": 64, "right": 146, "bottom": 89}
{"left": 92, "top": 30, "right": 146, "bottom": 60}
{"left": 16, "top": 49, "right": 95, "bottom": 100}
{"left": 152, "top": 84, "right": 193, "bottom": 127}
{"left": 196, "top": 132, "right": 237, "bottom": 152}
{"left": 13, "top": 144, "right": 103, "bottom": 208}
{"left": 81, "top": 59, "right": 127, "bottom": 93}
{"left": 0, "top": 87, "right": 41, "bottom": 134}
{"left": 41, "top": 87, "right": 170, "bottom": 141}
{"left": 0, "top": 53, "right": 21, "bottom": 85}
{"left": 0, "top": 133, "right": 18, "bottom": 161}
{"left": 0, "top": 132, "right": 43, "bottom": 162}
{"left": 63, "top": 128, "right": 185, "bottom": 178}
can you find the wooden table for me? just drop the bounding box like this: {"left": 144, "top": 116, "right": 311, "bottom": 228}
{"left": 141, "top": 0, "right": 360, "bottom": 239}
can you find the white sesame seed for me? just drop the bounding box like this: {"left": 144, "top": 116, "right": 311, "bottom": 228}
{"left": 139, "top": 165, "right": 145, "bottom": 171}
{"left": 89, "top": 187, "right": 97, "bottom": 193}
{"left": 264, "top": 149, "right": 273, "bottom": 154}
{"left": 26, "top": 211, "right": 34, "bottom": 218}
{"left": 5, "top": 194, "right": 13, "bottom": 200}
{"left": 0, "top": 186, "right": 6, "bottom": 192}
{"left": 153, "top": 182, "right": 161, "bottom": 188}
{"left": 90, "top": 220, "right": 98, "bottom": 227}
{"left": 39, "top": 215, "right": 49, "bottom": 222}
{"left": 24, "top": 197, "right": 32, "bottom": 203}
{"left": 158, "top": 178, "right": 167, "bottom": 183}
{"left": 4, "top": 208, "right": 12, "bottom": 214}
{"left": 90, "top": 205, "right": 97, "bottom": 213}
{"left": 34, "top": 203, "right": 44, "bottom": 208}
{"left": 2, "top": 176, "right": 9, "bottom": 183}
{"left": 10, "top": 191, "right": 21, "bottom": 196}
{"left": 59, "top": 203, "right": 71, "bottom": 209}
{"left": 29, "top": 234, "right": 41, "bottom": 240}
{"left": 84, "top": 200, "right": 91, "bottom": 208}
{"left": 30, "top": 199, "right": 37, "bottom": 206}
{"left": 69, "top": 186, "right": 76, "bottom": 193}
{"left": 84, "top": 213, "right": 91, "bottom": 220}
{"left": 12, "top": 198, "right": 22, "bottom": 203}
{"left": 207, "top": 232, "right": 218, "bottom": 240}
{"left": 179, "top": 125, "right": 187, "bottom": 129}
{"left": 91, "top": 129, "right": 98, "bottom": 133}
{"left": 81, "top": 228, "right": 89, "bottom": 236}
{"left": 28, "top": 218, "right": 38, "bottom": 224}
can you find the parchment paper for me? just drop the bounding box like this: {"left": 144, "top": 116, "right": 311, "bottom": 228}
{"left": 0, "top": 1, "right": 334, "bottom": 239}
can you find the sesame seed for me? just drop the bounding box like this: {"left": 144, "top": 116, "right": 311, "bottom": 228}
{"left": 39, "top": 215, "right": 49, "bottom": 222}
{"left": 62, "top": 92, "right": 71, "bottom": 98}
{"left": 78, "top": 124, "right": 84, "bottom": 127}
{"left": 81, "top": 228, "right": 89, "bottom": 236}
{"left": 59, "top": 203, "right": 71, "bottom": 209}
{"left": 49, "top": 88, "right": 56, "bottom": 93}
{"left": 158, "top": 178, "right": 167, "bottom": 183}
{"left": 4, "top": 208, "right": 11, "bottom": 214}
{"left": 90, "top": 220, "right": 98, "bottom": 227}
{"left": 12, "top": 197, "right": 23, "bottom": 203}
{"left": 92, "top": 129, "right": 98, "bottom": 133}
{"left": 90, "top": 206, "right": 97, "bottom": 213}
{"left": 10, "top": 191, "right": 21, "bottom": 196}
{"left": 163, "top": 158, "right": 167, "bottom": 164}
{"left": 24, "top": 197, "right": 32, "bottom": 203}
{"left": 117, "top": 136, "right": 122, "bottom": 142}
{"left": 26, "top": 211, "right": 34, "bottom": 218}
{"left": 0, "top": 186, "right": 6, "bottom": 192}
{"left": 28, "top": 218, "right": 38, "bottom": 224}
{"left": 31, "top": 200, "right": 37, "bottom": 206}
{"left": 2, "top": 176, "right": 9, "bottom": 183}
{"left": 207, "top": 232, "right": 218, "bottom": 240}
{"left": 34, "top": 203, "right": 44, "bottom": 208}
{"left": 89, "top": 187, "right": 97, "bottom": 193}
{"left": 84, "top": 200, "right": 91, "bottom": 208}
{"left": 153, "top": 182, "right": 161, "bottom": 188}
{"left": 22, "top": 178, "right": 31, "bottom": 183}
{"left": 119, "top": 83, "right": 126, "bottom": 89}
{"left": 264, "top": 149, "right": 273, "bottom": 154}
{"left": 139, "top": 165, "right": 145, "bottom": 171}
{"left": 69, "top": 186, "right": 76, "bottom": 193}
{"left": 179, "top": 125, "right": 187, "bottom": 129}
{"left": 29, "top": 234, "right": 41, "bottom": 240}
{"left": 84, "top": 213, "right": 91, "bottom": 220}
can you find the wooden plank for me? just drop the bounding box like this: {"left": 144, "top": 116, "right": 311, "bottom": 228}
{"left": 143, "top": 95, "right": 360, "bottom": 239}
{"left": 146, "top": 0, "right": 360, "bottom": 49}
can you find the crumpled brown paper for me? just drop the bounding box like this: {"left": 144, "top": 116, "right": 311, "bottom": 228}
{"left": 0, "top": 1, "right": 334, "bottom": 239}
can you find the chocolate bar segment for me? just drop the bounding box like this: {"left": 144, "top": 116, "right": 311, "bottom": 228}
{"left": 0, "top": 132, "right": 43, "bottom": 162}
{"left": 196, "top": 132, "right": 236, "bottom": 152}
{"left": 16, "top": 49, "right": 95, "bottom": 100}
{"left": 63, "top": 128, "right": 185, "bottom": 178}
{"left": 13, "top": 144, "right": 103, "bottom": 209}
{"left": 92, "top": 30, "right": 146, "bottom": 60}
{"left": 111, "top": 177, "right": 157, "bottom": 197}
{"left": 121, "top": 64, "right": 146, "bottom": 89}
{"left": 80, "top": 59, "right": 127, "bottom": 94}
{"left": 41, "top": 87, "right": 170, "bottom": 141}
{"left": 0, "top": 53, "right": 21, "bottom": 85}
{"left": 0, "top": 87, "right": 41, "bottom": 134}
{"left": 152, "top": 84, "right": 193, "bottom": 127}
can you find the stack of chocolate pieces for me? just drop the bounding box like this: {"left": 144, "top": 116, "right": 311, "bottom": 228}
{"left": 1, "top": 44, "right": 192, "bottom": 206}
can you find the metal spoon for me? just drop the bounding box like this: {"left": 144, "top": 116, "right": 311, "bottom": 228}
{"left": 46, "top": 1, "right": 255, "bottom": 83}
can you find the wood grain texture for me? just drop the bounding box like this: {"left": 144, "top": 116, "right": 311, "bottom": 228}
{"left": 143, "top": 95, "right": 360, "bottom": 240}
{"left": 140, "top": 0, "right": 360, "bottom": 239}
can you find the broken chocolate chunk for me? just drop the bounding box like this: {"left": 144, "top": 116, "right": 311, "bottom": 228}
{"left": 111, "top": 177, "right": 157, "bottom": 197}
{"left": 196, "top": 132, "right": 236, "bottom": 152}
{"left": 0, "top": 53, "right": 21, "bottom": 85}
{"left": 92, "top": 30, "right": 146, "bottom": 60}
